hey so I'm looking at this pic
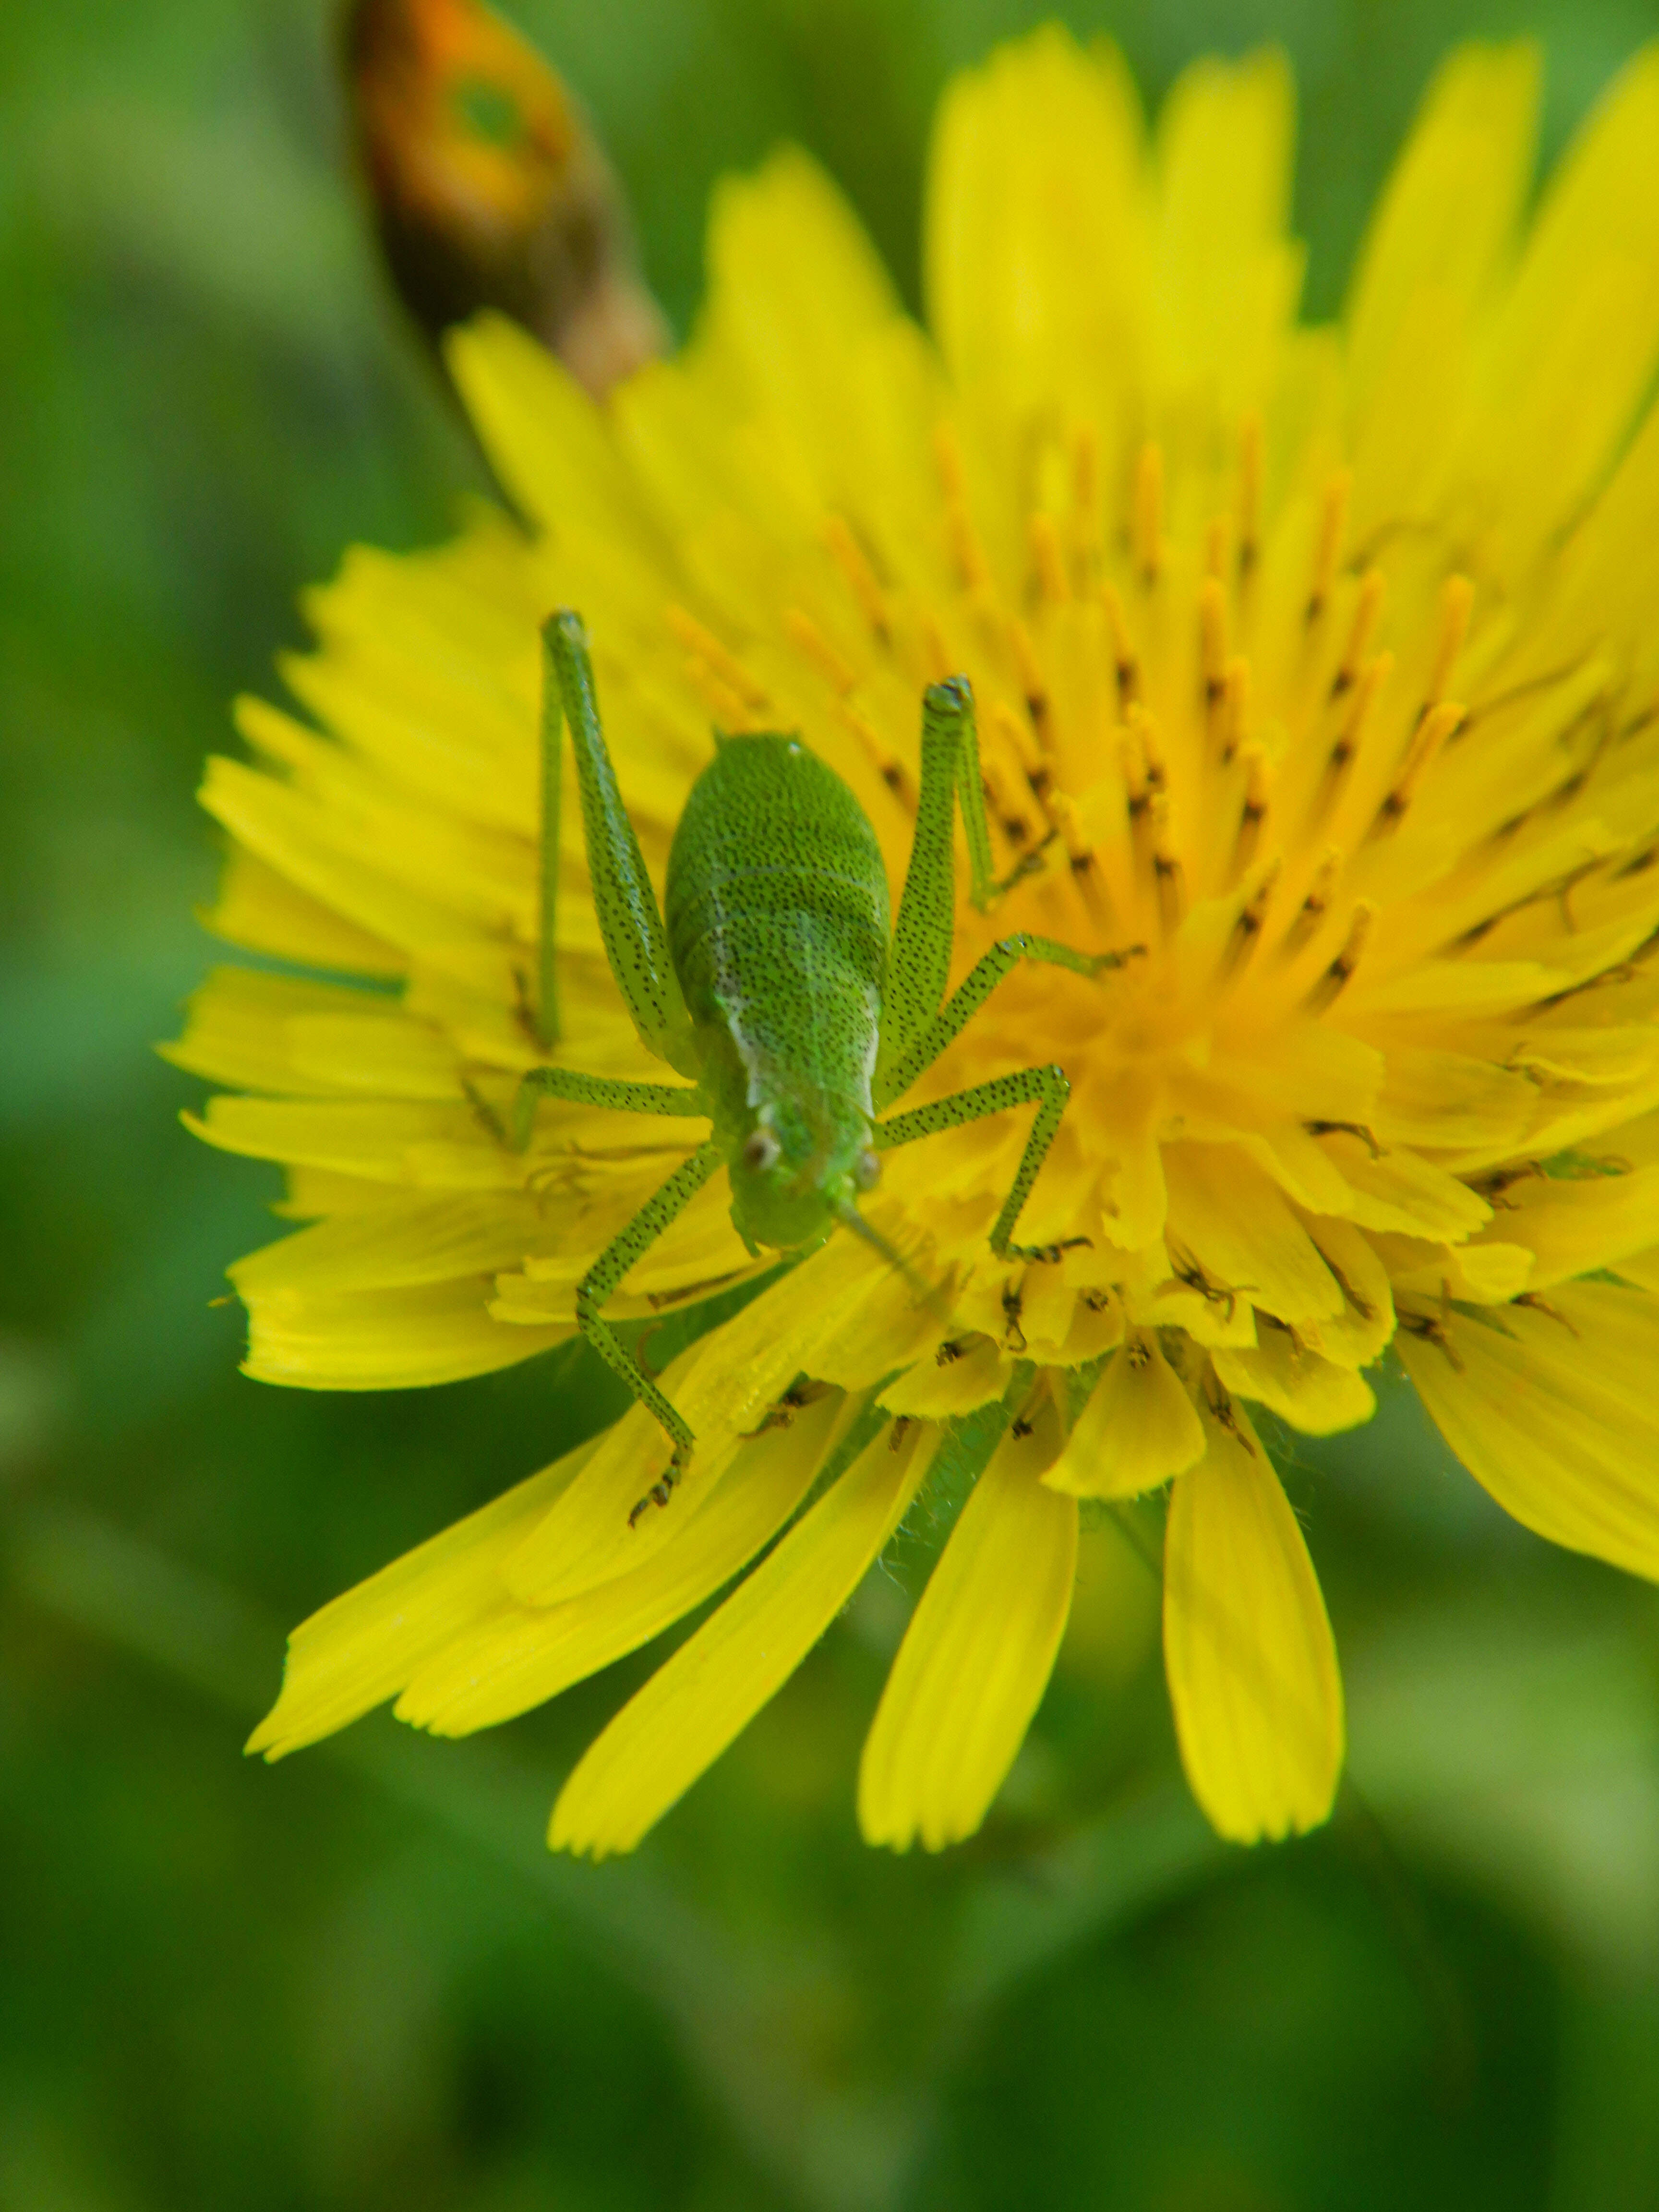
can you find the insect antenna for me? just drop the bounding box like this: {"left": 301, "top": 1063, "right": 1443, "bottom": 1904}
{"left": 835, "top": 1202, "right": 952, "bottom": 1324}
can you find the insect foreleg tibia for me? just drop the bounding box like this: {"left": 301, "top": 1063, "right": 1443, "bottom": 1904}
{"left": 873, "top": 932, "right": 1139, "bottom": 1112}
{"left": 537, "top": 622, "right": 564, "bottom": 1046}
{"left": 542, "top": 612, "right": 697, "bottom": 1076}
{"left": 509, "top": 1067, "right": 707, "bottom": 1151}
{"left": 874, "top": 1064, "right": 1073, "bottom": 1260}
{"left": 879, "top": 675, "right": 989, "bottom": 1091}
{"left": 572, "top": 1140, "right": 724, "bottom": 1507}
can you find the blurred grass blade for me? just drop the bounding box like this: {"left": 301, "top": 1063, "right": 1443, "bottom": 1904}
{"left": 346, "top": 0, "right": 667, "bottom": 393}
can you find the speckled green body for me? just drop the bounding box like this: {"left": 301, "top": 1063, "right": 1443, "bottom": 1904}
{"left": 520, "top": 612, "right": 1115, "bottom": 1502}
{"left": 667, "top": 735, "right": 890, "bottom": 1250}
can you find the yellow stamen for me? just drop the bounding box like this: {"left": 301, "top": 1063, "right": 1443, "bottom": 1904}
{"left": 1028, "top": 512, "right": 1070, "bottom": 603}
{"left": 1422, "top": 574, "right": 1474, "bottom": 719}
{"left": 935, "top": 422, "right": 993, "bottom": 595}
{"left": 1305, "top": 902, "right": 1375, "bottom": 1012}
{"left": 1204, "top": 516, "right": 1229, "bottom": 580}
{"left": 1008, "top": 619, "right": 1054, "bottom": 749}
{"left": 1233, "top": 745, "right": 1271, "bottom": 873}
{"left": 1198, "top": 577, "right": 1228, "bottom": 739}
{"left": 666, "top": 605, "right": 769, "bottom": 709}
{"left": 823, "top": 516, "right": 891, "bottom": 648}
{"left": 1332, "top": 569, "right": 1385, "bottom": 698}
{"left": 1237, "top": 414, "right": 1263, "bottom": 580}
{"left": 1221, "top": 857, "right": 1282, "bottom": 980}
{"left": 1102, "top": 582, "right": 1141, "bottom": 709}
{"left": 1279, "top": 847, "right": 1344, "bottom": 959}
{"left": 1047, "top": 787, "right": 1113, "bottom": 920}
{"left": 683, "top": 657, "right": 751, "bottom": 729}
{"left": 1370, "top": 700, "right": 1464, "bottom": 835}
{"left": 1305, "top": 472, "right": 1351, "bottom": 625}
{"left": 783, "top": 608, "right": 857, "bottom": 697}
{"left": 1149, "top": 795, "right": 1185, "bottom": 937}
{"left": 1131, "top": 443, "right": 1163, "bottom": 586}
{"left": 834, "top": 701, "right": 914, "bottom": 811}
{"left": 1071, "top": 422, "right": 1102, "bottom": 585}
{"left": 992, "top": 700, "right": 1050, "bottom": 803}
{"left": 921, "top": 615, "right": 955, "bottom": 686}
{"left": 1222, "top": 656, "right": 1251, "bottom": 764}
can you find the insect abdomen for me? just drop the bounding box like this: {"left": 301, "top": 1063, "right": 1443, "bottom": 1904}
{"left": 665, "top": 736, "right": 890, "bottom": 1110}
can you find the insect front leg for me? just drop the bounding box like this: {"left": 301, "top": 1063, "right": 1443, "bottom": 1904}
{"left": 509, "top": 1065, "right": 708, "bottom": 1151}
{"left": 571, "top": 1140, "right": 725, "bottom": 1516}
{"left": 874, "top": 674, "right": 1138, "bottom": 1110}
{"left": 874, "top": 1065, "right": 1081, "bottom": 1261}
{"left": 541, "top": 612, "right": 698, "bottom": 1076}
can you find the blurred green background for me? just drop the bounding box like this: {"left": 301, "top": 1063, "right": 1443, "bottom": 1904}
{"left": 6, "top": 0, "right": 1659, "bottom": 2205}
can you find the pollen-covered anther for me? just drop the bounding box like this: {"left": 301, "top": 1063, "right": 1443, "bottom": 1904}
{"left": 1221, "top": 656, "right": 1251, "bottom": 764}
{"left": 1278, "top": 847, "right": 1344, "bottom": 960}
{"left": 784, "top": 608, "right": 858, "bottom": 697}
{"left": 1007, "top": 620, "right": 1054, "bottom": 751}
{"left": 1236, "top": 413, "right": 1263, "bottom": 581}
{"left": 1304, "top": 471, "right": 1352, "bottom": 626}
{"left": 834, "top": 700, "right": 914, "bottom": 811}
{"left": 1131, "top": 442, "right": 1164, "bottom": 586}
{"left": 822, "top": 516, "right": 892, "bottom": 649}
{"left": 1220, "top": 857, "right": 1283, "bottom": 981}
{"left": 981, "top": 749, "right": 1034, "bottom": 846}
{"left": 1028, "top": 511, "right": 1070, "bottom": 603}
{"left": 1233, "top": 744, "right": 1271, "bottom": 873}
{"left": 682, "top": 655, "right": 751, "bottom": 729}
{"left": 1304, "top": 901, "right": 1375, "bottom": 1012}
{"left": 1149, "top": 796, "right": 1186, "bottom": 938}
{"left": 665, "top": 604, "right": 769, "bottom": 710}
{"left": 1046, "top": 788, "right": 1112, "bottom": 921}
{"left": 1421, "top": 574, "right": 1475, "bottom": 721}
{"left": 1369, "top": 699, "right": 1464, "bottom": 836}
{"left": 1203, "top": 515, "right": 1229, "bottom": 580}
{"left": 1102, "top": 582, "right": 1141, "bottom": 707}
{"left": 921, "top": 615, "right": 955, "bottom": 686}
{"left": 934, "top": 422, "right": 993, "bottom": 596}
{"left": 1199, "top": 577, "right": 1229, "bottom": 742}
{"left": 1331, "top": 569, "right": 1386, "bottom": 699}
{"left": 991, "top": 700, "right": 1050, "bottom": 806}
{"left": 1310, "top": 654, "right": 1393, "bottom": 830}
{"left": 1070, "top": 422, "right": 1102, "bottom": 585}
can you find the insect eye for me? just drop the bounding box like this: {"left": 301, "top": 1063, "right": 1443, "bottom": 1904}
{"left": 853, "top": 1149, "right": 881, "bottom": 1191}
{"left": 743, "top": 1129, "right": 781, "bottom": 1172}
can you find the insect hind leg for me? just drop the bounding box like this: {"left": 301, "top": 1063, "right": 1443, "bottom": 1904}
{"left": 874, "top": 1063, "right": 1078, "bottom": 1260}
{"left": 569, "top": 1141, "right": 725, "bottom": 1518}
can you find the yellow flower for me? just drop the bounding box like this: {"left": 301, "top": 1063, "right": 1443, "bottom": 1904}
{"left": 175, "top": 29, "right": 1659, "bottom": 1856}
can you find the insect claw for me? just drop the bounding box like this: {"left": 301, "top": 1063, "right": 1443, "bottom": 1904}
{"left": 628, "top": 1449, "right": 690, "bottom": 1525}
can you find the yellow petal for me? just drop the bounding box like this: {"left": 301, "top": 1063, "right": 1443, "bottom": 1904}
{"left": 1044, "top": 1330, "right": 1204, "bottom": 1497}
{"left": 1397, "top": 1283, "right": 1659, "bottom": 1580}
{"left": 551, "top": 1419, "right": 930, "bottom": 1857}
{"left": 241, "top": 1277, "right": 568, "bottom": 1389}
{"left": 503, "top": 1232, "right": 908, "bottom": 1605}
{"left": 878, "top": 1333, "right": 1012, "bottom": 1418}
{"left": 926, "top": 24, "right": 1146, "bottom": 424}
{"left": 1345, "top": 42, "right": 1538, "bottom": 501}
{"left": 246, "top": 1438, "right": 596, "bottom": 1757}
{"left": 860, "top": 1402, "right": 1077, "bottom": 1850}
{"left": 201, "top": 849, "right": 403, "bottom": 978}
{"left": 1164, "top": 1144, "right": 1341, "bottom": 1324}
{"left": 1476, "top": 47, "right": 1659, "bottom": 563}
{"left": 1297, "top": 1215, "right": 1396, "bottom": 1366}
{"left": 1154, "top": 49, "right": 1299, "bottom": 411}
{"left": 230, "top": 1193, "right": 545, "bottom": 1298}
{"left": 397, "top": 1390, "right": 851, "bottom": 1733}
{"left": 1212, "top": 1336, "right": 1375, "bottom": 1434}
{"left": 1163, "top": 1398, "right": 1344, "bottom": 1842}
